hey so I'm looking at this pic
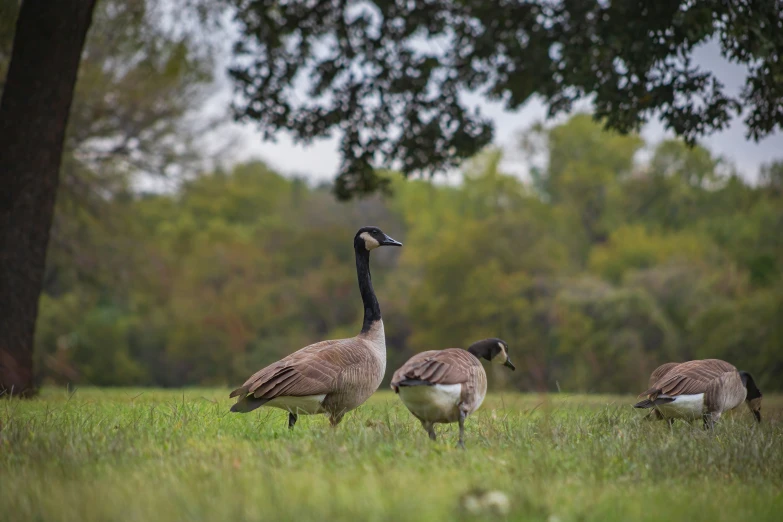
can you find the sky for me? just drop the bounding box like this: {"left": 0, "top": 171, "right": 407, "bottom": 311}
{"left": 215, "top": 38, "right": 782, "bottom": 185}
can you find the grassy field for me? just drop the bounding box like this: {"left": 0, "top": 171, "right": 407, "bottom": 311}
{"left": 1, "top": 388, "right": 781, "bottom": 522}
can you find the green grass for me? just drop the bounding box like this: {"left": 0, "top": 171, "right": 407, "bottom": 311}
{"left": 2, "top": 388, "right": 782, "bottom": 522}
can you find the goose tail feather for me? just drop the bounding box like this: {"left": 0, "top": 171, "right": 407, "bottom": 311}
{"left": 230, "top": 396, "right": 270, "bottom": 413}
{"left": 396, "top": 379, "right": 434, "bottom": 387}
{"left": 634, "top": 396, "right": 675, "bottom": 409}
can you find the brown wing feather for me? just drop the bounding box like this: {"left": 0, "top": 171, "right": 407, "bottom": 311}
{"left": 676, "top": 359, "right": 737, "bottom": 377}
{"left": 641, "top": 359, "right": 739, "bottom": 399}
{"left": 668, "top": 376, "right": 696, "bottom": 396}
{"left": 428, "top": 363, "right": 449, "bottom": 382}
{"left": 230, "top": 339, "right": 357, "bottom": 400}
{"left": 390, "top": 349, "right": 478, "bottom": 391}
{"left": 419, "top": 361, "right": 446, "bottom": 381}
{"left": 648, "top": 362, "right": 679, "bottom": 388}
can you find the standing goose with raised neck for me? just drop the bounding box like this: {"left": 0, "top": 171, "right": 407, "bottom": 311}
{"left": 229, "top": 226, "right": 402, "bottom": 428}
{"left": 391, "top": 338, "right": 515, "bottom": 448}
{"left": 634, "top": 359, "right": 763, "bottom": 429}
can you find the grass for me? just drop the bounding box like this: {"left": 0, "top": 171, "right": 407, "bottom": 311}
{"left": 1, "top": 388, "right": 782, "bottom": 522}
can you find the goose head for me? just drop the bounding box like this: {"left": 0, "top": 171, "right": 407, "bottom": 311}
{"left": 468, "top": 338, "right": 515, "bottom": 371}
{"left": 739, "top": 371, "right": 763, "bottom": 423}
{"left": 354, "top": 226, "right": 402, "bottom": 251}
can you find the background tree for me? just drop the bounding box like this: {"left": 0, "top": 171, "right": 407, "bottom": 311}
{"left": 0, "top": 0, "right": 220, "bottom": 395}
{"left": 26, "top": 115, "right": 783, "bottom": 393}
{"left": 0, "top": 0, "right": 98, "bottom": 396}
{"left": 228, "top": 0, "right": 783, "bottom": 197}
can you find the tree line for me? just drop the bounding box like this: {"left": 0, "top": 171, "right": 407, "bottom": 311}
{"left": 35, "top": 114, "right": 783, "bottom": 393}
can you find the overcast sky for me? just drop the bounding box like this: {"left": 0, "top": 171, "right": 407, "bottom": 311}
{"left": 215, "top": 39, "right": 782, "bottom": 185}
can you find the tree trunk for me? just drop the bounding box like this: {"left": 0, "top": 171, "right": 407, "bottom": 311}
{"left": 0, "top": 0, "right": 98, "bottom": 397}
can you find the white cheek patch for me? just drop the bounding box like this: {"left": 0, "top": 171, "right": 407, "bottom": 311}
{"left": 492, "top": 342, "right": 508, "bottom": 365}
{"left": 359, "top": 231, "right": 380, "bottom": 250}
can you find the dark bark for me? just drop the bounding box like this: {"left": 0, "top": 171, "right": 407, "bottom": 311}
{"left": 0, "top": 0, "right": 98, "bottom": 397}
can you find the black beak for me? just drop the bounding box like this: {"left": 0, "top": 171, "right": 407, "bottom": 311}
{"left": 753, "top": 410, "right": 761, "bottom": 423}
{"left": 381, "top": 234, "right": 402, "bottom": 247}
{"left": 504, "top": 358, "right": 516, "bottom": 371}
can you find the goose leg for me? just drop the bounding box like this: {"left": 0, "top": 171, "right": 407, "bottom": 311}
{"left": 457, "top": 410, "right": 466, "bottom": 450}
{"left": 657, "top": 410, "right": 674, "bottom": 425}
{"left": 421, "top": 420, "right": 436, "bottom": 441}
{"left": 288, "top": 413, "right": 298, "bottom": 429}
{"left": 329, "top": 412, "right": 345, "bottom": 427}
{"left": 703, "top": 412, "right": 719, "bottom": 431}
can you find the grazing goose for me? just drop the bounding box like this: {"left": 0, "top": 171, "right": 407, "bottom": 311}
{"left": 390, "top": 338, "right": 515, "bottom": 448}
{"left": 229, "top": 226, "right": 402, "bottom": 428}
{"left": 634, "top": 359, "right": 763, "bottom": 428}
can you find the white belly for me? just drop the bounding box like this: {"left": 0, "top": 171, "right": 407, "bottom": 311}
{"left": 398, "top": 384, "right": 462, "bottom": 423}
{"left": 656, "top": 394, "right": 705, "bottom": 421}
{"left": 265, "top": 394, "right": 326, "bottom": 415}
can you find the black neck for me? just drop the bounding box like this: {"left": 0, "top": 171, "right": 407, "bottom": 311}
{"left": 468, "top": 339, "right": 502, "bottom": 362}
{"left": 740, "top": 371, "right": 762, "bottom": 400}
{"left": 355, "top": 246, "right": 381, "bottom": 333}
{"left": 468, "top": 343, "right": 490, "bottom": 361}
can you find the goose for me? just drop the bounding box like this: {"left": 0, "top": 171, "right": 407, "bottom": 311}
{"left": 390, "top": 338, "right": 515, "bottom": 448}
{"left": 229, "top": 226, "right": 402, "bottom": 428}
{"left": 634, "top": 358, "right": 763, "bottom": 428}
